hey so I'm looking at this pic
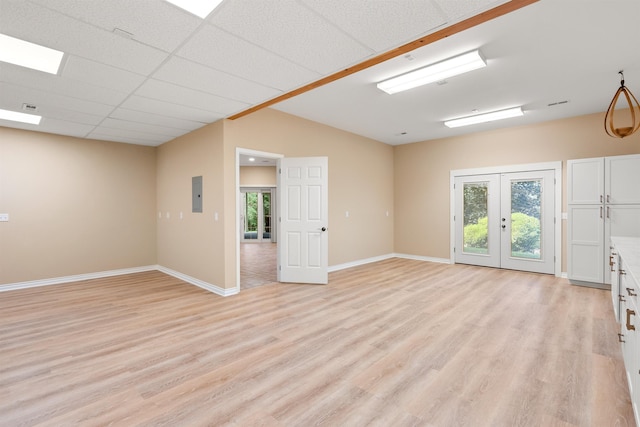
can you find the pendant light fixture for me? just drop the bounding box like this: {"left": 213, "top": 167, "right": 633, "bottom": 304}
{"left": 604, "top": 71, "right": 640, "bottom": 138}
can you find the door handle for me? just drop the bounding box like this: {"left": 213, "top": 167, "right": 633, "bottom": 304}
{"left": 321, "top": 227, "right": 327, "bottom": 232}
{"left": 627, "top": 309, "right": 636, "bottom": 331}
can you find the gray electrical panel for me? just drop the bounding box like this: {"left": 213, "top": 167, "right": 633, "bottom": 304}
{"left": 192, "top": 176, "right": 203, "bottom": 213}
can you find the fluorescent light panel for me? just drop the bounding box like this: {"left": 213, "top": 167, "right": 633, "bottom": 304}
{"left": 165, "top": 0, "right": 224, "bottom": 18}
{"left": 377, "top": 50, "right": 486, "bottom": 95}
{"left": 444, "top": 107, "right": 523, "bottom": 128}
{"left": 0, "top": 33, "right": 64, "bottom": 74}
{"left": 0, "top": 108, "right": 42, "bottom": 125}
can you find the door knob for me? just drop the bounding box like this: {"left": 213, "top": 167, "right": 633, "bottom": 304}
{"left": 321, "top": 227, "right": 327, "bottom": 232}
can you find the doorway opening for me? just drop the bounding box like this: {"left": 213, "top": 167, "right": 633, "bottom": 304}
{"left": 236, "top": 149, "right": 283, "bottom": 292}
{"left": 450, "top": 161, "right": 562, "bottom": 276}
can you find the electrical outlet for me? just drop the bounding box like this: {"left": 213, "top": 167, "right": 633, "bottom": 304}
{"left": 0, "top": 213, "right": 9, "bottom": 222}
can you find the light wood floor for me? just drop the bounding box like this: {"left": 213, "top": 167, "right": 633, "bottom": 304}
{"left": 0, "top": 259, "right": 635, "bottom": 426}
{"left": 240, "top": 242, "right": 277, "bottom": 290}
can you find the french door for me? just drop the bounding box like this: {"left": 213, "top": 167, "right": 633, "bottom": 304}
{"left": 240, "top": 189, "right": 273, "bottom": 242}
{"left": 454, "top": 170, "right": 555, "bottom": 274}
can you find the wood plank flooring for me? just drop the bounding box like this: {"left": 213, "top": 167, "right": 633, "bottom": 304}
{"left": 0, "top": 258, "right": 635, "bottom": 426}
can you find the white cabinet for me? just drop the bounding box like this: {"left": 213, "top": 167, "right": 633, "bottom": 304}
{"left": 568, "top": 154, "right": 640, "bottom": 285}
{"left": 612, "top": 238, "right": 640, "bottom": 425}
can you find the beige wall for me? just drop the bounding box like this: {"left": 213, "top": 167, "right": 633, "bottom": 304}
{"left": 6, "top": 107, "right": 639, "bottom": 288}
{"left": 0, "top": 127, "right": 156, "bottom": 284}
{"left": 225, "top": 108, "right": 395, "bottom": 273}
{"left": 394, "top": 111, "right": 640, "bottom": 270}
{"left": 239, "top": 166, "right": 276, "bottom": 186}
{"left": 156, "top": 121, "right": 228, "bottom": 287}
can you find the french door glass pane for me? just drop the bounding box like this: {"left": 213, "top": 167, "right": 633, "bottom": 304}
{"left": 262, "top": 192, "right": 271, "bottom": 239}
{"left": 463, "top": 182, "right": 489, "bottom": 254}
{"left": 510, "top": 179, "right": 541, "bottom": 259}
{"left": 244, "top": 192, "right": 258, "bottom": 239}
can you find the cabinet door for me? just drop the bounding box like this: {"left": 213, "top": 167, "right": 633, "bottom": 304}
{"left": 568, "top": 158, "right": 604, "bottom": 204}
{"left": 604, "top": 206, "right": 640, "bottom": 285}
{"left": 568, "top": 205, "right": 604, "bottom": 283}
{"left": 606, "top": 154, "right": 640, "bottom": 204}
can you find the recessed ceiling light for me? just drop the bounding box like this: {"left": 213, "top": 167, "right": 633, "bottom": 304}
{"left": 249, "top": 157, "right": 255, "bottom": 162}
{"left": 0, "top": 108, "right": 42, "bottom": 125}
{"left": 444, "top": 107, "right": 523, "bottom": 128}
{"left": 164, "top": 0, "right": 224, "bottom": 18}
{"left": 0, "top": 33, "right": 64, "bottom": 74}
{"left": 377, "top": 50, "right": 486, "bottom": 95}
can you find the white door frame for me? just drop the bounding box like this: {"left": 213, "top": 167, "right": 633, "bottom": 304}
{"left": 235, "top": 148, "right": 283, "bottom": 292}
{"left": 450, "top": 161, "right": 562, "bottom": 277}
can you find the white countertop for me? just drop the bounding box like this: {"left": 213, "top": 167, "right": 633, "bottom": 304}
{"left": 611, "top": 236, "right": 640, "bottom": 290}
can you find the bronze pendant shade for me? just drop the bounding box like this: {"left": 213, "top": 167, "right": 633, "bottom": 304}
{"left": 604, "top": 71, "right": 640, "bottom": 138}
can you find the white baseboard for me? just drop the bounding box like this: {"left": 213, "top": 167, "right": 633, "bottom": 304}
{"left": 157, "top": 266, "right": 237, "bottom": 297}
{"left": 0, "top": 265, "right": 157, "bottom": 293}
{"left": 0, "top": 265, "right": 236, "bottom": 297}
{"left": 328, "top": 253, "right": 450, "bottom": 273}
{"left": 328, "top": 254, "right": 396, "bottom": 272}
{"left": 1, "top": 255, "right": 451, "bottom": 295}
{"left": 393, "top": 253, "right": 451, "bottom": 264}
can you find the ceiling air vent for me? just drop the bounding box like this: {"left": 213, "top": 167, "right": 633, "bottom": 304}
{"left": 22, "top": 103, "right": 39, "bottom": 113}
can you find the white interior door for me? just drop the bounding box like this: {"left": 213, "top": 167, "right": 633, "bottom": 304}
{"left": 454, "top": 169, "right": 555, "bottom": 275}
{"left": 278, "top": 157, "right": 328, "bottom": 284}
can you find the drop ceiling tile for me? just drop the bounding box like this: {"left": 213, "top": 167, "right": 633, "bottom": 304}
{"left": 120, "top": 95, "right": 223, "bottom": 123}
{"left": 100, "top": 117, "right": 187, "bottom": 138}
{"left": 211, "top": 0, "right": 373, "bottom": 75}
{"left": 0, "top": 82, "right": 114, "bottom": 118}
{"left": 135, "top": 79, "right": 249, "bottom": 116}
{"left": 62, "top": 56, "right": 147, "bottom": 94}
{"left": 109, "top": 108, "right": 206, "bottom": 132}
{"left": 27, "top": 0, "right": 202, "bottom": 52}
{"left": 88, "top": 132, "right": 164, "bottom": 146}
{"left": 300, "top": 0, "right": 447, "bottom": 52}
{"left": 1, "top": 0, "right": 168, "bottom": 75}
{"left": 88, "top": 126, "right": 170, "bottom": 144}
{"left": 36, "top": 118, "right": 96, "bottom": 138}
{"left": 153, "top": 57, "right": 281, "bottom": 104}
{"left": 177, "top": 23, "right": 320, "bottom": 91}
{"left": 434, "top": 0, "right": 510, "bottom": 21}
{"left": 0, "top": 62, "right": 129, "bottom": 106}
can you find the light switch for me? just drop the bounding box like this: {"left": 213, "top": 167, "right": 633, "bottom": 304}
{"left": 345, "top": 211, "right": 349, "bottom": 218}
{"left": 0, "top": 213, "right": 8, "bottom": 222}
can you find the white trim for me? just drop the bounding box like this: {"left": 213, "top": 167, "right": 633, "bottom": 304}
{"left": 329, "top": 254, "right": 395, "bottom": 272}
{"left": 393, "top": 253, "right": 451, "bottom": 264}
{"left": 0, "top": 265, "right": 157, "bottom": 292}
{"left": 329, "top": 253, "right": 450, "bottom": 273}
{"left": 450, "top": 161, "right": 563, "bottom": 277}
{"left": 0, "top": 265, "right": 237, "bottom": 297}
{"left": 157, "top": 266, "right": 237, "bottom": 297}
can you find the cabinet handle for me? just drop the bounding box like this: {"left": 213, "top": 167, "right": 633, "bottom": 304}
{"left": 627, "top": 287, "right": 638, "bottom": 297}
{"left": 607, "top": 194, "right": 611, "bottom": 203}
{"left": 607, "top": 206, "right": 610, "bottom": 219}
{"left": 600, "top": 207, "right": 603, "bottom": 218}
{"left": 620, "top": 269, "right": 627, "bottom": 275}
{"left": 626, "top": 309, "right": 636, "bottom": 331}
{"left": 618, "top": 333, "right": 625, "bottom": 343}
{"left": 600, "top": 195, "right": 604, "bottom": 203}
{"left": 620, "top": 295, "right": 626, "bottom": 302}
